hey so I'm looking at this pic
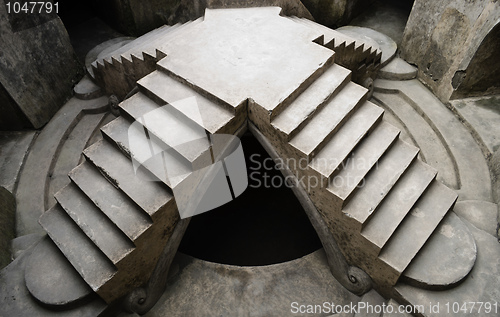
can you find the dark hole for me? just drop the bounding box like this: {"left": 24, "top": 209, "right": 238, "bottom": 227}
{"left": 178, "top": 132, "right": 323, "bottom": 266}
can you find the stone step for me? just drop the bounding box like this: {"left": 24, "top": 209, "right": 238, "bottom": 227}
{"left": 289, "top": 82, "right": 368, "bottom": 161}
{"left": 39, "top": 204, "right": 117, "bottom": 292}
{"left": 119, "top": 92, "right": 213, "bottom": 171}
{"left": 271, "top": 63, "right": 352, "bottom": 141}
{"left": 342, "top": 139, "right": 419, "bottom": 229}
{"left": 378, "top": 180, "right": 458, "bottom": 274}
{"left": 137, "top": 70, "right": 234, "bottom": 133}
{"left": 101, "top": 116, "right": 192, "bottom": 189}
{"left": 83, "top": 139, "right": 175, "bottom": 220}
{"left": 54, "top": 183, "right": 135, "bottom": 264}
{"left": 326, "top": 121, "right": 400, "bottom": 201}
{"left": 361, "top": 160, "right": 437, "bottom": 255}
{"left": 290, "top": 17, "right": 359, "bottom": 49}
{"left": 94, "top": 24, "right": 179, "bottom": 67}
{"left": 69, "top": 161, "right": 153, "bottom": 241}
{"left": 308, "top": 101, "right": 384, "bottom": 187}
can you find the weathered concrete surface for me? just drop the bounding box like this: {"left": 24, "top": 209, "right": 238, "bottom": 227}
{"left": 0, "top": 243, "right": 108, "bottom": 317}
{"left": 490, "top": 149, "right": 500, "bottom": 238}
{"left": 0, "top": 0, "right": 82, "bottom": 129}
{"left": 379, "top": 58, "right": 417, "bottom": 81}
{"left": 394, "top": 223, "right": 500, "bottom": 317}
{"left": 143, "top": 251, "right": 361, "bottom": 317}
{"left": 25, "top": 237, "right": 94, "bottom": 307}
{"left": 402, "top": 212, "right": 476, "bottom": 290}
{"left": 301, "top": 0, "right": 375, "bottom": 28}
{"left": 450, "top": 95, "right": 500, "bottom": 154}
{"left": 0, "top": 186, "right": 16, "bottom": 270}
{"left": 374, "top": 79, "right": 492, "bottom": 202}
{"left": 0, "top": 131, "right": 36, "bottom": 193}
{"left": 74, "top": 75, "right": 104, "bottom": 100}
{"left": 159, "top": 7, "right": 333, "bottom": 111}
{"left": 15, "top": 96, "right": 109, "bottom": 236}
{"left": 89, "top": 0, "right": 312, "bottom": 36}
{"left": 401, "top": 0, "right": 500, "bottom": 102}
{"left": 454, "top": 200, "right": 498, "bottom": 237}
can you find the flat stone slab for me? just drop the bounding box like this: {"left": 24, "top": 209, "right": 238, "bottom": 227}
{"left": 379, "top": 58, "right": 417, "bottom": 80}
{"left": 336, "top": 26, "right": 397, "bottom": 66}
{"left": 74, "top": 75, "right": 103, "bottom": 100}
{"left": 395, "top": 223, "right": 500, "bottom": 317}
{"left": 454, "top": 200, "right": 499, "bottom": 237}
{"left": 158, "top": 7, "right": 334, "bottom": 110}
{"left": 25, "top": 236, "right": 94, "bottom": 308}
{"left": 0, "top": 240, "right": 106, "bottom": 317}
{"left": 402, "top": 212, "right": 476, "bottom": 290}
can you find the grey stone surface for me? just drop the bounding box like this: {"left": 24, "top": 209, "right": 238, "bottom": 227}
{"left": 382, "top": 299, "right": 413, "bottom": 316}
{"left": 301, "top": 0, "right": 375, "bottom": 28}
{"left": 379, "top": 58, "right": 417, "bottom": 81}
{"left": 15, "top": 96, "right": 108, "bottom": 236}
{"left": 143, "top": 250, "right": 362, "bottom": 317}
{"left": 0, "top": 242, "right": 107, "bottom": 317}
{"left": 454, "top": 200, "right": 498, "bottom": 237}
{"left": 25, "top": 236, "right": 94, "bottom": 307}
{"left": 401, "top": 0, "right": 500, "bottom": 102}
{"left": 450, "top": 95, "right": 500, "bottom": 154}
{"left": 395, "top": 222, "right": 500, "bottom": 317}
{"left": 402, "top": 212, "right": 476, "bottom": 290}
{"left": 74, "top": 75, "right": 103, "bottom": 100}
{"left": 159, "top": 7, "right": 334, "bottom": 110}
{"left": 374, "top": 79, "right": 492, "bottom": 202}
{"left": 350, "top": 0, "right": 413, "bottom": 47}
{"left": 0, "top": 186, "right": 16, "bottom": 270}
{"left": 0, "top": 131, "right": 36, "bottom": 193}
{"left": 336, "top": 26, "right": 397, "bottom": 66}
{"left": 372, "top": 91, "right": 459, "bottom": 190}
{"left": 11, "top": 233, "right": 44, "bottom": 260}
{"left": 355, "top": 289, "right": 386, "bottom": 317}
{"left": 491, "top": 149, "right": 500, "bottom": 238}
{"left": 0, "top": 0, "right": 82, "bottom": 129}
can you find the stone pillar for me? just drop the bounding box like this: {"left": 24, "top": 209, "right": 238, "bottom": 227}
{"left": 401, "top": 0, "right": 500, "bottom": 102}
{"left": 0, "top": 0, "right": 82, "bottom": 130}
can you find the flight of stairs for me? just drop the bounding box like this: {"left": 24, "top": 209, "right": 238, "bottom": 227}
{"left": 288, "top": 16, "right": 382, "bottom": 83}
{"left": 250, "top": 60, "right": 458, "bottom": 290}
{"left": 90, "top": 18, "right": 204, "bottom": 99}
{"left": 36, "top": 11, "right": 464, "bottom": 306}
{"left": 38, "top": 64, "right": 244, "bottom": 303}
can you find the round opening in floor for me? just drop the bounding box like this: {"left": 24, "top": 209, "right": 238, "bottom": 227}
{"left": 178, "top": 132, "right": 323, "bottom": 266}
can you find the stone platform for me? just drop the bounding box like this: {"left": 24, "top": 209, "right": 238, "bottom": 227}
{"left": 0, "top": 6, "right": 498, "bottom": 317}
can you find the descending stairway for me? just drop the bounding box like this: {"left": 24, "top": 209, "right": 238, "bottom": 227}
{"left": 38, "top": 62, "right": 244, "bottom": 302}
{"left": 253, "top": 60, "right": 459, "bottom": 290}
{"left": 33, "top": 8, "right": 473, "bottom": 309}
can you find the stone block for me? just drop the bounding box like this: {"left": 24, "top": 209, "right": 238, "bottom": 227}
{"left": 0, "top": 0, "right": 82, "bottom": 129}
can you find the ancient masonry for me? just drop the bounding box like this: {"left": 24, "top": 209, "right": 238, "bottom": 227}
{"left": 25, "top": 7, "right": 476, "bottom": 313}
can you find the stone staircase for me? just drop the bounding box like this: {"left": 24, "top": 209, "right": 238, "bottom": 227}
{"left": 288, "top": 16, "right": 382, "bottom": 83}
{"left": 251, "top": 60, "right": 460, "bottom": 290}
{"left": 38, "top": 64, "right": 245, "bottom": 303}
{"left": 90, "top": 18, "right": 204, "bottom": 99}
{"left": 33, "top": 8, "right": 473, "bottom": 309}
